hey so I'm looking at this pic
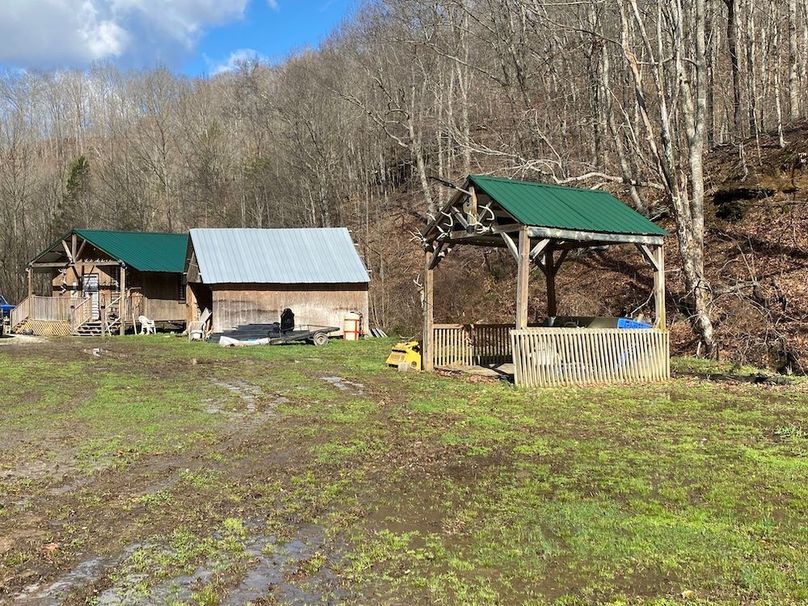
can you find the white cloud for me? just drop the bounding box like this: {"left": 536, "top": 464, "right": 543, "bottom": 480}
{"left": 0, "top": 0, "right": 249, "bottom": 69}
{"left": 208, "top": 48, "right": 266, "bottom": 75}
{"left": 266, "top": 0, "right": 279, "bottom": 10}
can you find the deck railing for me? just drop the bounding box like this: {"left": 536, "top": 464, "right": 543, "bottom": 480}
{"left": 10, "top": 297, "right": 30, "bottom": 328}
{"left": 23, "top": 296, "right": 73, "bottom": 322}
{"left": 70, "top": 296, "right": 94, "bottom": 332}
{"left": 511, "top": 328, "right": 670, "bottom": 387}
{"left": 432, "top": 323, "right": 515, "bottom": 368}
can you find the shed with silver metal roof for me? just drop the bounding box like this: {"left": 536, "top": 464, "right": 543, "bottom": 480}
{"left": 185, "top": 228, "right": 369, "bottom": 336}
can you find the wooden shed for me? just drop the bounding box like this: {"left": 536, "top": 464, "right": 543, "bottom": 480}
{"left": 186, "top": 228, "right": 369, "bottom": 336}
{"left": 421, "top": 175, "right": 669, "bottom": 388}
{"left": 12, "top": 229, "right": 188, "bottom": 336}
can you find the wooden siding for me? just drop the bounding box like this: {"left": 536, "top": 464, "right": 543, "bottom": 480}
{"left": 511, "top": 328, "right": 670, "bottom": 387}
{"left": 210, "top": 283, "right": 369, "bottom": 335}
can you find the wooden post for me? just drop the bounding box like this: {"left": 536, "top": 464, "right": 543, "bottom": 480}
{"left": 119, "top": 265, "right": 126, "bottom": 336}
{"left": 515, "top": 226, "right": 530, "bottom": 329}
{"left": 422, "top": 251, "right": 435, "bottom": 371}
{"left": 26, "top": 267, "right": 32, "bottom": 299}
{"left": 654, "top": 245, "right": 666, "bottom": 328}
{"left": 545, "top": 246, "right": 557, "bottom": 317}
{"left": 469, "top": 186, "right": 478, "bottom": 224}
{"left": 186, "top": 283, "right": 197, "bottom": 328}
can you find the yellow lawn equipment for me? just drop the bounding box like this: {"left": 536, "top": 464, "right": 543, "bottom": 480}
{"left": 386, "top": 340, "right": 422, "bottom": 371}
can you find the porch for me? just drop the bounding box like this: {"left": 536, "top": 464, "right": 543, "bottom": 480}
{"left": 12, "top": 293, "right": 130, "bottom": 336}
{"left": 421, "top": 175, "right": 671, "bottom": 388}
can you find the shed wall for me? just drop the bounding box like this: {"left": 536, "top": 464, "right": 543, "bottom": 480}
{"left": 211, "top": 283, "right": 369, "bottom": 335}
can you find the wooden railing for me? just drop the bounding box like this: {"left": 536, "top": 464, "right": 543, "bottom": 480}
{"left": 70, "top": 296, "right": 94, "bottom": 332}
{"left": 24, "top": 296, "right": 73, "bottom": 322}
{"left": 10, "top": 296, "right": 30, "bottom": 328}
{"left": 511, "top": 328, "right": 670, "bottom": 387}
{"left": 432, "top": 323, "right": 514, "bottom": 368}
{"left": 433, "top": 324, "right": 472, "bottom": 367}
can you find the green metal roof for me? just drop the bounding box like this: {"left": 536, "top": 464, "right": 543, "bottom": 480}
{"left": 469, "top": 175, "right": 667, "bottom": 236}
{"left": 74, "top": 229, "right": 188, "bottom": 273}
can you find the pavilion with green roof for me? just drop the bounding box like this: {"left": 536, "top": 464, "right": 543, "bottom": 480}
{"left": 14, "top": 229, "right": 188, "bottom": 336}
{"left": 419, "top": 175, "right": 669, "bottom": 387}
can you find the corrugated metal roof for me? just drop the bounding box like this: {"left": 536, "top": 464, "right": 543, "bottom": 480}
{"left": 189, "top": 228, "right": 369, "bottom": 284}
{"left": 469, "top": 175, "right": 667, "bottom": 236}
{"left": 74, "top": 229, "right": 188, "bottom": 273}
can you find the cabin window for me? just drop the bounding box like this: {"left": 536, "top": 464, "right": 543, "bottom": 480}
{"left": 178, "top": 276, "right": 186, "bottom": 303}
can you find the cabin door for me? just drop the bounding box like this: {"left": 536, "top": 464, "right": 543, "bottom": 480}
{"left": 82, "top": 274, "right": 100, "bottom": 320}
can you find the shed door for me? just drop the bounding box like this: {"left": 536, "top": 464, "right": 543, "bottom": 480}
{"left": 82, "top": 274, "right": 100, "bottom": 320}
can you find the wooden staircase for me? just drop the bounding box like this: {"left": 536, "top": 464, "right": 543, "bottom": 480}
{"left": 71, "top": 295, "right": 122, "bottom": 336}
{"left": 73, "top": 316, "right": 121, "bottom": 337}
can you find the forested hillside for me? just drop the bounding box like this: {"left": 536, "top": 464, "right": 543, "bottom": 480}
{"left": 0, "top": 0, "right": 805, "bottom": 370}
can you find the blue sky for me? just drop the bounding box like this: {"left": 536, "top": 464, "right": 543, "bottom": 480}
{"left": 0, "top": 0, "right": 355, "bottom": 76}
{"left": 187, "top": 0, "right": 355, "bottom": 76}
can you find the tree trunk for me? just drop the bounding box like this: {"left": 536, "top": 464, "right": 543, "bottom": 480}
{"left": 788, "top": 0, "right": 799, "bottom": 120}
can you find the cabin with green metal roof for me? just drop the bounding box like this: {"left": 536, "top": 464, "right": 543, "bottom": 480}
{"left": 12, "top": 229, "right": 188, "bottom": 336}
{"left": 420, "top": 175, "right": 669, "bottom": 388}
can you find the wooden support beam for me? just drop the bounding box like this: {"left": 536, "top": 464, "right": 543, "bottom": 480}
{"left": 545, "top": 246, "right": 557, "bottom": 317}
{"left": 428, "top": 241, "right": 446, "bottom": 270}
{"left": 529, "top": 238, "right": 551, "bottom": 261}
{"left": 653, "top": 245, "right": 666, "bottom": 328}
{"left": 61, "top": 239, "right": 73, "bottom": 263}
{"left": 422, "top": 251, "right": 434, "bottom": 371}
{"left": 500, "top": 232, "right": 519, "bottom": 261}
{"left": 186, "top": 283, "right": 197, "bottom": 329}
{"left": 635, "top": 243, "right": 660, "bottom": 271}
{"left": 528, "top": 225, "right": 664, "bottom": 246}
{"left": 26, "top": 267, "right": 32, "bottom": 299}
{"left": 71, "top": 233, "right": 77, "bottom": 263}
{"left": 75, "top": 239, "right": 87, "bottom": 263}
{"left": 554, "top": 240, "right": 613, "bottom": 251}
{"left": 515, "top": 226, "right": 530, "bottom": 329}
{"left": 30, "top": 261, "right": 120, "bottom": 269}
{"left": 469, "top": 185, "right": 478, "bottom": 223}
{"left": 554, "top": 249, "right": 569, "bottom": 275}
{"left": 119, "top": 265, "right": 126, "bottom": 336}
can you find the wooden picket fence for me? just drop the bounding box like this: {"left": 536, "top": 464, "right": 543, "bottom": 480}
{"left": 431, "top": 323, "right": 513, "bottom": 368}
{"left": 511, "top": 328, "right": 670, "bottom": 387}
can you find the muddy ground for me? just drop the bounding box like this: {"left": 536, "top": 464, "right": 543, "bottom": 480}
{"left": 0, "top": 336, "right": 806, "bottom": 605}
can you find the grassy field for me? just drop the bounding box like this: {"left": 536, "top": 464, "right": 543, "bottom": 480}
{"left": 0, "top": 336, "right": 806, "bottom": 605}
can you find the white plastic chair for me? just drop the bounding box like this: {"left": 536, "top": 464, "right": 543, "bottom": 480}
{"left": 138, "top": 315, "right": 156, "bottom": 335}
{"left": 188, "top": 308, "right": 212, "bottom": 341}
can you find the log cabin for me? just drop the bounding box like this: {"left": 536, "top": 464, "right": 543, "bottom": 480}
{"left": 186, "top": 228, "right": 370, "bottom": 336}
{"left": 12, "top": 229, "right": 188, "bottom": 336}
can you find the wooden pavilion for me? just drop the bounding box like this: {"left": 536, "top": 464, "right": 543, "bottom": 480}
{"left": 420, "top": 175, "right": 669, "bottom": 387}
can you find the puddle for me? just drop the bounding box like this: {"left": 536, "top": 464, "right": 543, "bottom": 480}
{"left": 96, "top": 567, "right": 214, "bottom": 605}
{"left": 223, "top": 524, "right": 345, "bottom": 605}
{"left": 207, "top": 380, "right": 287, "bottom": 416}
{"left": 15, "top": 544, "right": 141, "bottom": 605}
{"left": 89, "top": 524, "right": 343, "bottom": 605}
{"left": 209, "top": 379, "right": 262, "bottom": 410}
{"left": 320, "top": 376, "right": 364, "bottom": 396}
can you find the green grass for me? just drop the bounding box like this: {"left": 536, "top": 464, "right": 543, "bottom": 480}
{"left": 0, "top": 336, "right": 805, "bottom": 605}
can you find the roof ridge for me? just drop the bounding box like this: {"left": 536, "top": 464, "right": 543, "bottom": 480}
{"left": 75, "top": 228, "right": 186, "bottom": 237}
{"left": 190, "top": 226, "right": 349, "bottom": 231}
{"left": 470, "top": 174, "right": 612, "bottom": 195}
